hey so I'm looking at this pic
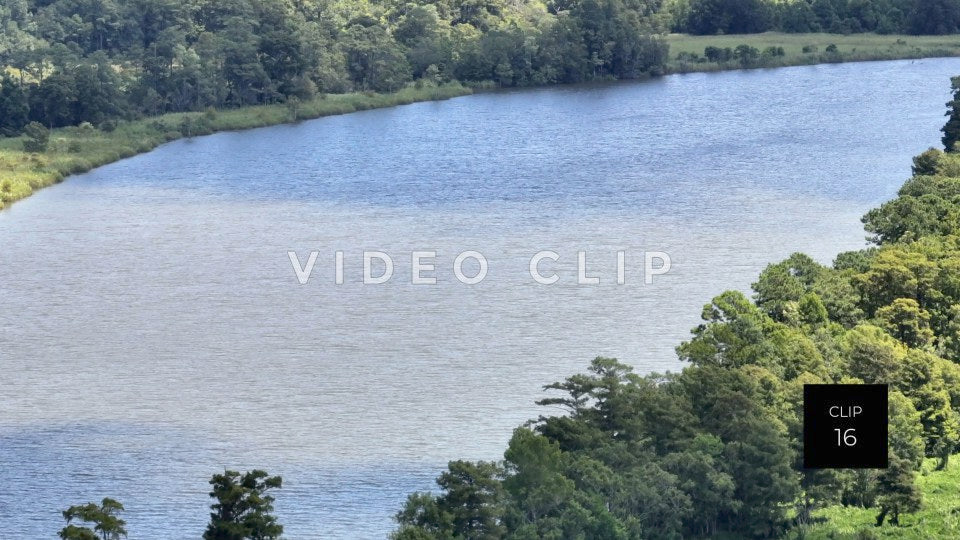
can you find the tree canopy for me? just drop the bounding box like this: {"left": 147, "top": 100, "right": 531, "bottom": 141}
{"left": 392, "top": 77, "right": 960, "bottom": 538}
{"left": 0, "top": 0, "right": 670, "bottom": 133}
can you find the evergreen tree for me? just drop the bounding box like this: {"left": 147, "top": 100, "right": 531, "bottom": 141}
{"left": 204, "top": 470, "right": 283, "bottom": 540}
{"left": 875, "top": 457, "right": 922, "bottom": 526}
{"left": 58, "top": 498, "right": 127, "bottom": 540}
{"left": 943, "top": 76, "right": 960, "bottom": 151}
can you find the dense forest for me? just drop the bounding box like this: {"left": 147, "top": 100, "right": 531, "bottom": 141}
{"left": 4, "top": 0, "right": 960, "bottom": 136}
{"left": 389, "top": 81, "right": 960, "bottom": 539}
{"left": 0, "top": 0, "right": 669, "bottom": 134}
{"left": 664, "top": 0, "right": 960, "bottom": 35}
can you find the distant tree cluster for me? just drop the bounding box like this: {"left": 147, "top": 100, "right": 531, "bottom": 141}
{"left": 663, "top": 0, "right": 960, "bottom": 35}
{"left": 675, "top": 43, "right": 786, "bottom": 67}
{"left": 391, "top": 83, "right": 960, "bottom": 538}
{"left": 58, "top": 470, "right": 283, "bottom": 540}
{"left": 0, "top": 0, "right": 669, "bottom": 135}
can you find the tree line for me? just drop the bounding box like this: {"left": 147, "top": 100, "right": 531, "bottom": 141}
{"left": 5, "top": 0, "right": 960, "bottom": 137}
{"left": 389, "top": 79, "right": 960, "bottom": 538}
{"left": 664, "top": 0, "right": 960, "bottom": 35}
{"left": 0, "top": 0, "right": 668, "bottom": 135}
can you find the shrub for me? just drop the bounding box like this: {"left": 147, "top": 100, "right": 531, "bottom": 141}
{"left": 179, "top": 117, "right": 196, "bottom": 137}
{"left": 22, "top": 122, "right": 49, "bottom": 153}
{"left": 762, "top": 46, "right": 785, "bottom": 58}
{"left": 734, "top": 44, "right": 760, "bottom": 67}
{"left": 704, "top": 46, "right": 733, "bottom": 63}
{"left": 68, "top": 140, "right": 82, "bottom": 153}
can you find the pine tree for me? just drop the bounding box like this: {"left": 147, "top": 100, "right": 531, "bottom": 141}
{"left": 875, "top": 456, "right": 922, "bottom": 526}
{"left": 204, "top": 470, "right": 283, "bottom": 540}
{"left": 942, "top": 76, "right": 960, "bottom": 151}
{"left": 58, "top": 498, "right": 127, "bottom": 540}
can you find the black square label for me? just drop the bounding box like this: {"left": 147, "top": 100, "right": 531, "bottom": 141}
{"left": 803, "top": 384, "right": 888, "bottom": 469}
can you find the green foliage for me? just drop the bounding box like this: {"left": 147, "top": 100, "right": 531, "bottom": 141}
{"left": 686, "top": 0, "right": 773, "bottom": 34}
{"left": 204, "top": 470, "right": 283, "bottom": 540}
{"left": 0, "top": 0, "right": 670, "bottom": 133}
{"left": 22, "top": 121, "right": 49, "bottom": 152}
{"left": 0, "top": 73, "right": 29, "bottom": 136}
{"left": 395, "top": 460, "right": 506, "bottom": 539}
{"left": 58, "top": 498, "right": 127, "bottom": 540}
{"left": 704, "top": 45, "right": 733, "bottom": 62}
{"left": 397, "top": 358, "right": 800, "bottom": 538}
{"left": 875, "top": 457, "right": 922, "bottom": 526}
{"left": 669, "top": 0, "right": 956, "bottom": 36}
{"left": 396, "top": 76, "right": 960, "bottom": 539}
{"left": 912, "top": 147, "right": 943, "bottom": 175}
{"left": 946, "top": 76, "right": 960, "bottom": 151}
{"left": 807, "top": 455, "right": 960, "bottom": 537}
{"left": 669, "top": 33, "right": 960, "bottom": 74}
{"left": 734, "top": 44, "right": 761, "bottom": 66}
{"left": 876, "top": 298, "right": 934, "bottom": 348}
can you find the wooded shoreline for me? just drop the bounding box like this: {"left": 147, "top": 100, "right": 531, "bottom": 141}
{"left": 3, "top": 34, "right": 960, "bottom": 212}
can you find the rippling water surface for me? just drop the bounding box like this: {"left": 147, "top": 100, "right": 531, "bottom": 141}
{"left": 3, "top": 58, "right": 960, "bottom": 538}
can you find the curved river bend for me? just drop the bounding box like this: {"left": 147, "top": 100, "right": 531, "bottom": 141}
{"left": 2, "top": 58, "right": 959, "bottom": 538}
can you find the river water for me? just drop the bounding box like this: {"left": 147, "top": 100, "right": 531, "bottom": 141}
{"left": 2, "top": 58, "right": 959, "bottom": 538}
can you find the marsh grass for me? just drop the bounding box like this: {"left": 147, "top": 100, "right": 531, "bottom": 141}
{"left": 0, "top": 82, "right": 470, "bottom": 210}
{"left": 666, "top": 32, "right": 960, "bottom": 73}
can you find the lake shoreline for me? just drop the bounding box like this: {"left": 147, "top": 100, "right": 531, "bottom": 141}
{"left": 3, "top": 54, "right": 957, "bottom": 539}
{"left": 0, "top": 83, "right": 472, "bottom": 211}
{"left": 665, "top": 49, "right": 960, "bottom": 75}
{"left": 2, "top": 34, "right": 960, "bottom": 211}
{"left": 664, "top": 31, "right": 960, "bottom": 74}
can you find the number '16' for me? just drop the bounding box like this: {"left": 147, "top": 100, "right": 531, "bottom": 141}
{"left": 835, "top": 428, "right": 857, "bottom": 446}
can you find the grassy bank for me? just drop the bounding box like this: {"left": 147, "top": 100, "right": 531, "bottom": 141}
{"left": 709, "top": 456, "right": 960, "bottom": 539}
{"left": 666, "top": 32, "right": 960, "bottom": 73}
{"left": 791, "top": 456, "right": 960, "bottom": 539}
{"left": 0, "top": 83, "right": 470, "bottom": 211}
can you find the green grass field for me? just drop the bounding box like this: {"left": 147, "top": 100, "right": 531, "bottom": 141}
{"left": 792, "top": 457, "right": 960, "bottom": 539}
{"left": 0, "top": 83, "right": 470, "bottom": 210}
{"left": 706, "top": 456, "right": 960, "bottom": 539}
{"left": 666, "top": 32, "right": 960, "bottom": 72}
